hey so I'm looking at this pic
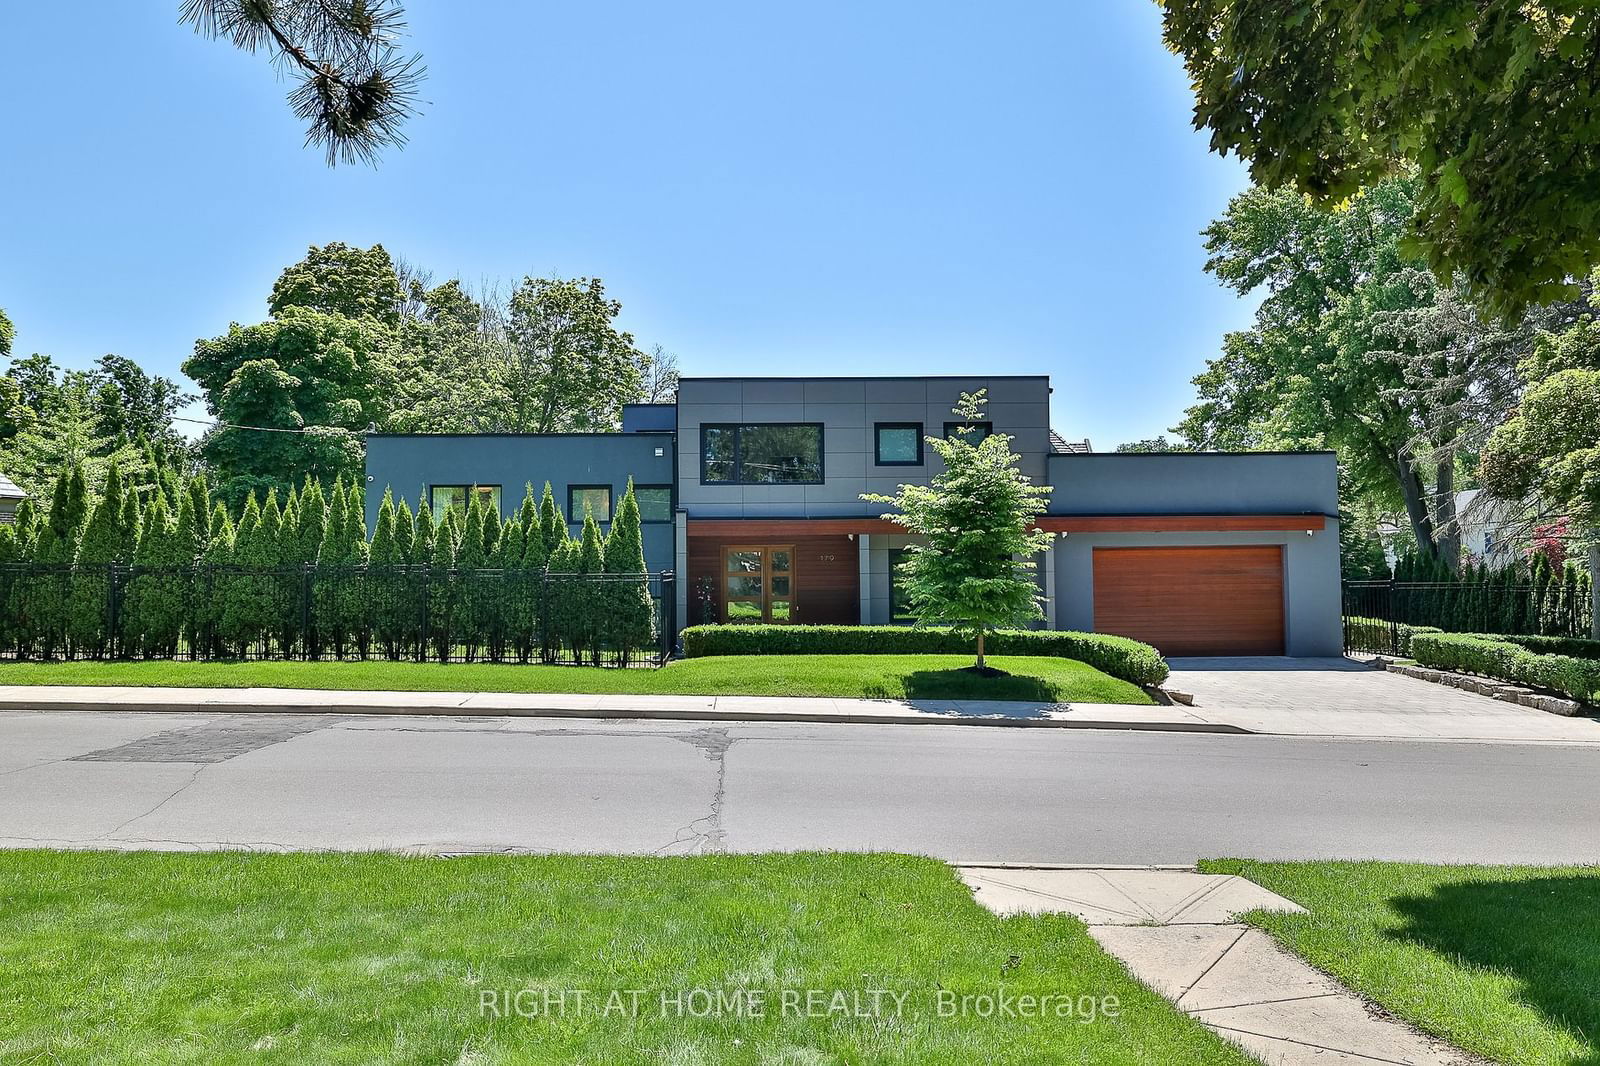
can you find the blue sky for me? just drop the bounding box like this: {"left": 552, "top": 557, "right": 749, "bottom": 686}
{"left": 0, "top": 1, "right": 1255, "bottom": 448}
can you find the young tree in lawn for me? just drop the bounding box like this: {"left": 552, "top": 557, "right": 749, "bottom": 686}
{"left": 863, "top": 391, "right": 1053, "bottom": 672}
{"left": 603, "top": 480, "right": 655, "bottom": 663}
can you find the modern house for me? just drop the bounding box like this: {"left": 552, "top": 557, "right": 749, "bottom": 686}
{"left": 366, "top": 375, "right": 1342, "bottom": 656}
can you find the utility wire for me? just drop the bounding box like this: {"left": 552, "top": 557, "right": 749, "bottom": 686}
{"left": 173, "top": 415, "right": 367, "bottom": 436}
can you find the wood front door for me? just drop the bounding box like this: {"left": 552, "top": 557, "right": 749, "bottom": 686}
{"left": 1091, "top": 545, "right": 1285, "bottom": 656}
{"left": 722, "top": 545, "right": 796, "bottom": 624}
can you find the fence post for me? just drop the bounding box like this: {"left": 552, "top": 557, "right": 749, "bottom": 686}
{"left": 418, "top": 565, "right": 430, "bottom": 663}
{"left": 300, "top": 563, "right": 313, "bottom": 660}
{"left": 106, "top": 563, "right": 121, "bottom": 659}
{"left": 1386, "top": 578, "right": 1398, "bottom": 656}
{"left": 659, "top": 570, "right": 675, "bottom": 664}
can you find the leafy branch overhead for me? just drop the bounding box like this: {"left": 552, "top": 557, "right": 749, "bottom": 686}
{"left": 1159, "top": 1, "right": 1600, "bottom": 316}
{"left": 180, "top": 0, "right": 424, "bottom": 165}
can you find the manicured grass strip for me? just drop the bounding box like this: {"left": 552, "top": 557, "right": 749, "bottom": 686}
{"left": 0, "top": 851, "right": 1249, "bottom": 1064}
{"left": 0, "top": 654, "right": 1154, "bottom": 703}
{"left": 1199, "top": 859, "right": 1600, "bottom": 1065}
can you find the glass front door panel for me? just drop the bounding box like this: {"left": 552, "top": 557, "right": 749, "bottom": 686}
{"left": 722, "top": 545, "right": 796, "bottom": 624}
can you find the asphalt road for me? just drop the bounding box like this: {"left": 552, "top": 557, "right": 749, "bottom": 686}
{"left": 3, "top": 709, "right": 1598, "bottom": 864}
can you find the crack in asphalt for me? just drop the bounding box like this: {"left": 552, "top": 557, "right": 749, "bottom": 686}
{"left": 101, "top": 763, "right": 207, "bottom": 838}
{"left": 656, "top": 727, "right": 733, "bottom": 855}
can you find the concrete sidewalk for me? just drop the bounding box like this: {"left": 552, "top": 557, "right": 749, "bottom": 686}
{"left": 2, "top": 681, "right": 1599, "bottom": 743}
{"left": 959, "top": 866, "right": 1480, "bottom": 1065}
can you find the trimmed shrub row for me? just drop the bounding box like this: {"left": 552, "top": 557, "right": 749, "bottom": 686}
{"left": 1409, "top": 633, "right": 1600, "bottom": 706}
{"left": 680, "top": 624, "right": 1169, "bottom": 687}
{"left": 1498, "top": 633, "right": 1600, "bottom": 661}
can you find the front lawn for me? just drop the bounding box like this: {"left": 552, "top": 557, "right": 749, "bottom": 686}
{"left": 0, "top": 851, "right": 1246, "bottom": 1064}
{"left": 1199, "top": 859, "right": 1600, "bottom": 1065}
{"left": 0, "top": 653, "right": 1153, "bottom": 703}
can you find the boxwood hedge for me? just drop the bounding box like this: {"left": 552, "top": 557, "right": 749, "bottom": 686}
{"left": 1497, "top": 633, "right": 1600, "bottom": 660}
{"left": 1409, "top": 632, "right": 1600, "bottom": 706}
{"left": 680, "top": 624, "right": 1169, "bottom": 687}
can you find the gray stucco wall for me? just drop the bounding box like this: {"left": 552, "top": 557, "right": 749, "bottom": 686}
{"left": 1046, "top": 451, "right": 1339, "bottom": 516}
{"left": 676, "top": 377, "right": 1052, "bottom": 518}
{"left": 364, "top": 434, "right": 677, "bottom": 574}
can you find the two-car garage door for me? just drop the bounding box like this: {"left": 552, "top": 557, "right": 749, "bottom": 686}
{"left": 1092, "top": 546, "right": 1285, "bottom": 656}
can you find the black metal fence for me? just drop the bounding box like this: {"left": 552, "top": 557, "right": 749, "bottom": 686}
{"left": 1344, "top": 579, "right": 1593, "bottom": 655}
{"left": 0, "top": 563, "right": 676, "bottom": 666}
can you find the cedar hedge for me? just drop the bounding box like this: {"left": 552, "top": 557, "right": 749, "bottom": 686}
{"left": 1409, "top": 632, "right": 1600, "bottom": 706}
{"left": 680, "top": 624, "right": 1169, "bottom": 687}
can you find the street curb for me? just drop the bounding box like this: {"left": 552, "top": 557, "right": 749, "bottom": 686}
{"left": 0, "top": 698, "right": 1251, "bottom": 733}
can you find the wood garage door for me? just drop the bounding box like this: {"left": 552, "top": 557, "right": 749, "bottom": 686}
{"left": 1092, "top": 546, "right": 1285, "bottom": 656}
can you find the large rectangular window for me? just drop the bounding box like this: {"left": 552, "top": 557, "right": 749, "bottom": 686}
{"left": 875, "top": 422, "right": 923, "bottom": 465}
{"left": 568, "top": 485, "right": 613, "bottom": 523}
{"left": 700, "top": 424, "right": 824, "bottom": 484}
{"left": 633, "top": 485, "right": 672, "bottom": 523}
{"left": 430, "top": 484, "right": 501, "bottom": 516}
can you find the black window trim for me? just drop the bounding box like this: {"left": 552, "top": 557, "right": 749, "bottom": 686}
{"left": 632, "top": 483, "right": 674, "bottom": 523}
{"left": 943, "top": 420, "right": 994, "bottom": 444}
{"left": 567, "top": 483, "right": 614, "bottom": 524}
{"left": 874, "top": 421, "right": 924, "bottom": 466}
{"left": 699, "top": 422, "right": 826, "bottom": 485}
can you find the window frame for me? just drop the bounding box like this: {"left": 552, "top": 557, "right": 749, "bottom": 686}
{"left": 566, "top": 484, "right": 614, "bottom": 524}
{"left": 699, "top": 422, "right": 826, "bottom": 485}
{"left": 429, "top": 484, "right": 502, "bottom": 516}
{"left": 874, "top": 422, "right": 924, "bottom": 466}
{"left": 943, "top": 420, "right": 994, "bottom": 445}
{"left": 632, "top": 484, "right": 674, "bottom": 524}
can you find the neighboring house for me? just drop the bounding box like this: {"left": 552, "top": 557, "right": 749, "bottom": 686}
{"left": 1453, "top": 489, "right": 1522, "bottom": 569}
{"left": 366, "top": 376, "right": 1342, "bottom": 656}
{"left": 0, "top": 472, "right": 25, "bottom": 524}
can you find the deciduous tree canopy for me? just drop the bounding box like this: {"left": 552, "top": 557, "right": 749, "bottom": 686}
{"left": 1160, "top": 0, "right": 1600, "bottom": 316}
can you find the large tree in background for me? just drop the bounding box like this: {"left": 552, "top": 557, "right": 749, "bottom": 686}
{"left": 1159, "top": 0, "right": 1600, "bottom": 316}
{"left": 269, "top": 242, "right": 405, "bottom": 324}
{"left": 1178, "top": 178, "right": 1557, "bottom": 568}
{"left": 1480, "top": 289, "right": 1600, "bottom": 636}
{"left": 501, "top": 277, "right": 644, "bottom": 433}
{"left": 179, "top": 0, "right": 423, "bottom": 165}
{"left": 184, "top": 307, "right": 397, "bottom": 506}
{"left": 0, "top": 308, "right": 12, "bottom": 358}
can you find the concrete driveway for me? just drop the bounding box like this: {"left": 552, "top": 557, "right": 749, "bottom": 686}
{"left": 1166, "top": 656, "right": 1600, "bottom": 742}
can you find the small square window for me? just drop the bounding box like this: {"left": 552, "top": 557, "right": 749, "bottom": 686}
{"left": 568, "top": 485, "right": 612, "bottom": 524}
{"left": 875, "top": 422, "right": 923, "bottom": 465}
{"left": 634, "top": 485, "right": 672, "bottom": 522}
{"left": 944, "top": 421, "right": 993, "bottom": 446}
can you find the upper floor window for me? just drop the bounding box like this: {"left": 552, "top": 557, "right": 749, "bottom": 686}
{"left": 633, "top": 485, "right": 673, "bottom": 522}
{"left": 944, "top": 421, "right": 993, "bottom": 446}
{"left": 701, "top": 424, "right": 824, "bottom": 484}
{"left": 431, "top": 484, "right": 500, "bottom": 516}
{"left": 875, "top": 422, "right": 923, "bottom": 465}
{"left": 568, "top": 485, "right": 613, "bottom": 523}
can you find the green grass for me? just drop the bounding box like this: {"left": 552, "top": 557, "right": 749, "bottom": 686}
{"left": 0, "top": 850, "right": 1248, "bottom": 1064}
{"left": 0, "top": 654, "right": 1153, "bottom": 703}
{"left": 1199, "top": 859, "right": 1600, "bottom": 1065}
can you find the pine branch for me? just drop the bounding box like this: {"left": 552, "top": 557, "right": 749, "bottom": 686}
{"left": 179, "top": 0, "right": 425, "bottom": 166}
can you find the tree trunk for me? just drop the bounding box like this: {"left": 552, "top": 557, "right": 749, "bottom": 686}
{"left": 1590, "top": 542, "right": 1600, "bottom": 640}
{"left": 1394, "top": 450, "right": 1440, "bottom": 563}
{"left": 976, "top": 630, "right": 986, "bottom": 671}
{"left": 1432, "top": 458, "right": 1460, "bottom": 573}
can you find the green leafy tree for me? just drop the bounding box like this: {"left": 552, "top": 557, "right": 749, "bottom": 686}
{"left": 426, "top": 505, "right": 457, "bottom": 661}
{"left": 68, "top": 462, "right": 130, "bottom": 655}
{"left": 501, "top": 277, "right": 644, "bottom": 432}
{"left": 863, "top": 391, "right": 1053, "bottom": 670}
{"left": 268, "top": 243, "right": 406, "bottom": 325}
{"left": 183, "top": 307, "right": 399, "bottom": 506}
{"left": 1160, "top": 0, "right": 1600, "bottom": 316}
{"left": 179, "top": 0, "right": 423, "bottom": 166}
{"left": 603, "top": 480, "right": 656, "bottom": 662}
{"left": 1480, "top": 314, "right": 1600, "bottom": 637}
